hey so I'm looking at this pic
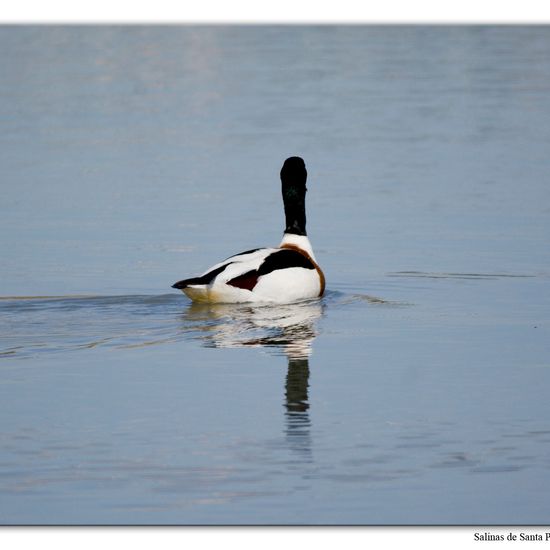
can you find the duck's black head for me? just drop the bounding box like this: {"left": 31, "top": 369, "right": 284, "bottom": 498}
{"left": 281, "top": 156, "right": 307, "bottom": 236}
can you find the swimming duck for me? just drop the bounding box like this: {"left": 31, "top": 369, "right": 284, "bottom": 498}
{"left": 172, "top": 156, "right": 325, "bottom": 304}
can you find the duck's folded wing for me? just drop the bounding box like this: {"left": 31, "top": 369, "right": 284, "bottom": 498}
{"left": 171, "top": 248, "right": 273, "bottom": 289}
{"left": 225, "top": 248, "right": 316, "bottom": 291}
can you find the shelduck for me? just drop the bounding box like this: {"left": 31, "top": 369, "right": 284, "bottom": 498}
{"left": 172, "top": 156, "right": 325, "bottom": 304}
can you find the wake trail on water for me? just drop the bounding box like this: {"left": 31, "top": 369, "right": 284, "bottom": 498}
{"left": 0, "top": 290, "right": 396, "bottom": 360}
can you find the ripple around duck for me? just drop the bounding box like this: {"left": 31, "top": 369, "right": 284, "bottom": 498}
{"left": 0, "top": 294, "right": 187, "bottom": 359}
{"left": 0, "top": 293, "right": 318, "bottom": 359}
{"left": 0, "top": 287, "right": 416, "bottom": 360}
{"left": 323, "top": 288, "right": 410, "bottom": 308}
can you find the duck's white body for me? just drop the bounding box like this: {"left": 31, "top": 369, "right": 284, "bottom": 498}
{"left": 172, "top": 157, "right": 325, "bottom": 304}
{"left": 179, "top": 234, "right": 324, "bottom": 304}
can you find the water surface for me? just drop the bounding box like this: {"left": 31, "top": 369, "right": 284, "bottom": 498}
{"left": 1, "top": 25, "right": 550, "bottom": 524}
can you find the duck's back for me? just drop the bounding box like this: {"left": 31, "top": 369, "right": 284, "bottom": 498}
{"left": 172, "top": 244, "right": 323, "bottom": 304}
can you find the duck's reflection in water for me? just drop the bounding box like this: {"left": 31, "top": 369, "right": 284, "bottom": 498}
{"left": 284, "top": 355, "right": 312, "bottom": 460}
{"left": 181, "top": 300, "right": 323, "bottom": 461}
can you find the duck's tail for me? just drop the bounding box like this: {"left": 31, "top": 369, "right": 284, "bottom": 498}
{"left": 172, "top": 263, "right": 229, "bottom": 290}
{"left": 172, "top": 277, "right": 204, "bottom": 289}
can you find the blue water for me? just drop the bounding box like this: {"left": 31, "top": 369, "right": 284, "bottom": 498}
{"left": 1, "top": 25, "right": 550, "bottom": 525}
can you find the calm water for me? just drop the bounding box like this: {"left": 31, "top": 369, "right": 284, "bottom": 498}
{"left": 1, "top": 25, "right": 550, "bottom": 525}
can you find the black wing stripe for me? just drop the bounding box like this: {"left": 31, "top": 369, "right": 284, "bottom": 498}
{"left": 173, "top": 248, "right": 264, "bottom": 289}
{"left": 257, "top": 249, "right": 315, "bottom": 276}
{"left": 171, "top": 263, "right": 229, "bottom": 289}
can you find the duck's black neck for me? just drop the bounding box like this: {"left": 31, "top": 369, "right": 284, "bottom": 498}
{"left": 281, "top": 156, "right": 307, "bottom": 236}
